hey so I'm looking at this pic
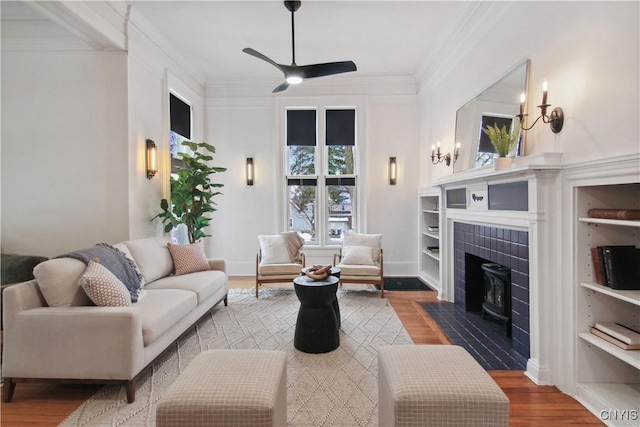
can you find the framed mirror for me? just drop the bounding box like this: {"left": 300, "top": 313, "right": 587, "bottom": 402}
{"left": 453, "top": 60, "right": 529, "bottom": 173}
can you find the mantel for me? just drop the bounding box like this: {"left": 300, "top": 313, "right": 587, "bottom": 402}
{"left": 433, "top": 153, "right": 563, "bottom": 187}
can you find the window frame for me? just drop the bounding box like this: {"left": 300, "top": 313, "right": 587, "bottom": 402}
{"left": 280, "top": 97, "right": 365, "bottom": 248}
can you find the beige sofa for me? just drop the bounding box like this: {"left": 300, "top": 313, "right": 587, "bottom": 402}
{"left": 2, "top": 237, "right": 228, "bottom": 403}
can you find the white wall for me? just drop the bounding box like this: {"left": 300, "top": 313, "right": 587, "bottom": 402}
{"left": 1, "top": 50, "right": 129, "bottom": 257}
{"left": 419, "top": 1, "right": 639, "bottom": 185}
{"left": 126, "top": 8, "right": 206, "bottom": 241}
{"left": 206, "top": 90, "right": 419, "bottom": 276}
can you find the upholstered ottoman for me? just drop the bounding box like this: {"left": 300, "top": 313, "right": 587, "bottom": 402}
{"left": 378, "top": 345, "right": 509, "bottom": 426}
{"left": 156, "top": 349, "right": 287, "bottom": 427}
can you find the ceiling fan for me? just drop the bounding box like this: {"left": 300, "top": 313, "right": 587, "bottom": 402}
{"left": 243, "top": 0, "right": 357, "bottom": 93}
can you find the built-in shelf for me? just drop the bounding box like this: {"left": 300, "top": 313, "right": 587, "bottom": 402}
{"left": 579, "top": 217, "right": 640, "bottom": 228}
{"left": 572, "top": 180, "right": 640, "bottom": 426}
{"left": 580, "top": 282, "right": 640, "bottom": 306}
{"left": 419, "top": 190, "right": 441, "bottom": 291}
{"left": 577, "top": 383, "right": 640, "bottom": 427}
{"left": 422, "top": 231, "right": 440, "bottom": 240}
{"left": 578, "top": 332, "right": 640, "bottom": 370}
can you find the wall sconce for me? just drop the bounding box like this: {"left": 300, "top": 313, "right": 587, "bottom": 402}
{"left": 246, "top": 157, "right": 254, "bottom": 186}
{"left": 518, "top": 81, "right": 564, "bottom": 133}
{"left": 146, "top": 139, "right": 157, "bottom": 179}
{"left": 389, "top": 157, "right": 397, "bottom": 185}
{"left": 431, "top": 141, "right": 460, "bottom": 167}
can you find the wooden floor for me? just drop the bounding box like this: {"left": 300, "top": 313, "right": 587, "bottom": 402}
{"left": 0, "top": 278, "right": 602, "bottom": 426}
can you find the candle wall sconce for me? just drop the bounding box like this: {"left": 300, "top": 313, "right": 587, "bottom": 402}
{"left": 518, "top": 81, "right": 564, "bottom": 133}
{"left": 431, "top": 141, "right": 460, "bottom": 167}
{"left": 146, "top": 139, "right": 157, "bottom": 179}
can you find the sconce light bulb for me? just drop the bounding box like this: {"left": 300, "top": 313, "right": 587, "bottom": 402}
{"left": 542, "top": 80, "right": 548, "bottom": 92}
{"left": 456, "top": 142, "right": 461, "bottom": 149}
{"left": 520, "top": 92, "right": 526, "bottom": 103}
{"left": 436, "top": 141, "right": 441, "bottom": 148}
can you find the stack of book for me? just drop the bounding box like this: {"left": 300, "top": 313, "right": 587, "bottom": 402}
{"left": 590, "top": 322, "right": 640, "bottom": 350}
{"left": 590, "top": 245, "right": 640, "bottom": 290}
{"left": 427, "top": 226, "right": 439, "bottom": 232}
{"left": 426, "top": 246, "right": 439, "bottom": 254}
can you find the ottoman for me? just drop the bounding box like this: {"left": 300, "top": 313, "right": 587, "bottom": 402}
{"left": 378, "top": 345, "right": 509, "bottom": 427}
{"left": 156, "top": 349, "right": 287, "bottom": 427}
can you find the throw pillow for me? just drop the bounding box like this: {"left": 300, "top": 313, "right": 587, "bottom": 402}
{"left": 343, "top": 231, "right": 382, "bottom": 262}
{"left": 281, "top": 231, "right": 304, "bottom": 262}
{"left": 258, "top": 235, "right": 291, "bottom": 264}
{"left": 167, "top": 242, "right": 211, "bottom": 276}
{"left": 79, "top": 259, "right": 132, "bottom": 307}
{"left": 33, "top": 258, "right": 93, "bottom": 307}
{"left": 341, "top": 245, "right": 375, "bottom": 265}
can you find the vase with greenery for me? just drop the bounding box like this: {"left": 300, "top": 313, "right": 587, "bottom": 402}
{"left": 482, "top": 121, "right": 521, "bottom": 157}
{"left": 152, "top": 141, "right": 226, "bottom": 243}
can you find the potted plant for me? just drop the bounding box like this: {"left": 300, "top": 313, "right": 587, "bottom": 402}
{"left": 482, "top": 121, "right": 521, "bottom": 170}
{"left": 153, "top": 141, "right": 226, "bottom": 243}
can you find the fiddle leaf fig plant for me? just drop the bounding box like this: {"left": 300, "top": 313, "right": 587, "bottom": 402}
{"left": 482, "top": 121, "right": 521, "bottom": 157}
{"left": 152, "top": 141, "right": 226, "bottom": 243}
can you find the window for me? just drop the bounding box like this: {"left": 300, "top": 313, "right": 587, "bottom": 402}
{"left": 169, "top": 93, "right": 192, "bottom": 173}
{"left": 286, "top": 107, "right": 357, "bottom": 246}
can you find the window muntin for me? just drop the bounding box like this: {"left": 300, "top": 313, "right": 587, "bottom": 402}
{"left": 286, "top": 107, "right": 357, "bottom": 246}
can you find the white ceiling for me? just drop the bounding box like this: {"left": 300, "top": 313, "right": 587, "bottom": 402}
{"left": 2, "top": 1, "right": 476, "bottom": 84}
{"left": 128, "top": 1, "right": 470, "bottom": 82}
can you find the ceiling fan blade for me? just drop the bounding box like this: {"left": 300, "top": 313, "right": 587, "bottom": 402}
{"left": 299, "top": 61, "right": 357, "bottom": 79}
{"left": 272, "top": 81, "right": 290, "bottom": 93}
{"left": 242, "top": 48, "right": 284, "bottom": 71}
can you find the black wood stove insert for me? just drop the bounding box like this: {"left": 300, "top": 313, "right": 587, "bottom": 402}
{"left": 481, "top": 263, "right": 512, "bottom": 337}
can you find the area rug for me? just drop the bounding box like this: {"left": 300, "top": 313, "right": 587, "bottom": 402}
{"left": 60, "top": 288, "right": 413, "bottom": 427}
{"left": 380, "top": 277, "right": 432, "bottom": 291}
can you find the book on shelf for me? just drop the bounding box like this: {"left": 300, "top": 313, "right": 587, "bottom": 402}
{"left": 588, "top": 208, "right": 640, "bottom": 220}
{"left": 594, "top": 321, "right": 640, "bottom": 345}
{"left": 426, "top": 246, "right": 439, "bottom": 253}
{"left": 590, "top": 247, "right": 605, "bottom": 285}
{"left": 427, "top": 226, "right": 439, "bottom": 232}
{"left": 601, "top": 246, "right": 640, "bottom": 290}
{"left": 590, "top": 327, "right": 640, "bottom": 350}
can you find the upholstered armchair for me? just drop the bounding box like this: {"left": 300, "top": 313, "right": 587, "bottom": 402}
{"left": 333, "top": 232, "right": 384, "bottom": 297}
{"left": 256, "top": 232, "right": 305, "bottom": 298}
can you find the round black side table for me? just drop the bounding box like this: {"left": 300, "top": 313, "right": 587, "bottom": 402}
{"left": 293, "top": 275, "right": 340, "bottom": 353}
{"left": 300, "top": 267, "right": 341, "bottom": 327}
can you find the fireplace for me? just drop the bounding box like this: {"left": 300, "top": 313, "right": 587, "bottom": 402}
{"left": 454, "top": 222, "right": 530, "bottom": 359}
{"left": 481, "top": 263, "right": 511, "bottom": 336}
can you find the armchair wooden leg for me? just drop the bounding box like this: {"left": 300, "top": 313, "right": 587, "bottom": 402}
{"left": 3, "top": 378, "right": 16, "bottom": 402}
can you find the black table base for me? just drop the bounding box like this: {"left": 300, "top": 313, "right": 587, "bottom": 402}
{"left": 293, "top": 276, "right": 340, "bottom": 354}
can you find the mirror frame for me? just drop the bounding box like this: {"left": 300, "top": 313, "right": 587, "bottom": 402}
{"left": 453, "top": 60, "right": 530, "bottom": 173}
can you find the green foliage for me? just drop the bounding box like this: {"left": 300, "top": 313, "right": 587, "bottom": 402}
{"left": 482, "top": 121, "right": 521, "bottom": 157}
{"left": 152, "top": 141, "right": 226, "bottom": 243}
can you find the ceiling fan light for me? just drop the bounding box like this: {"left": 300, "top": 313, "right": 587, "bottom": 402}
{"left": 286, "top": 75, "right": 303, "bottom": 85}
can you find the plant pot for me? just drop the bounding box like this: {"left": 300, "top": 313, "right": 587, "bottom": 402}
{"left": 494, "top": 157, "right": 512, "bottom": 170}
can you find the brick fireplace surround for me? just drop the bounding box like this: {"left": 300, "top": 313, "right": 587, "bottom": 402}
{"left": 453, "top": 222, "right": 530, "bottom": 358}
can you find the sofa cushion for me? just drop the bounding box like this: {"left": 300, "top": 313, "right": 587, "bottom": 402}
{"left": 33, "top": 258, "right": 92, "bottom": 307}
{"left": 258, "top": 235, "right": 291, "bottom": 264}
{"left": 112, "top": 243, "right": 146, "bottom": 287}
{"left": 337, "top": 264, "right": 381, "bottom": 277}
{"left": 258, "top": 263, "right": 303, "bottom": 276}
{"left": 167, "top": 242, "right": 210, "bottom": 276}
{"left": 80, "top": 259, "right": 132, "bottom": 307}
{"left": 123, "top": 237, "right": 173, "bottom": 283}
{"left": 135, "top": 289, "right": 198, "bottom": 346}
{"left": 145, "top": 270, "right": 227, "bottom": 304}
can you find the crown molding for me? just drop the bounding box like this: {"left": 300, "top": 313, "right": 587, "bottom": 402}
{"left": 26, "top": 0, "right": 127, "bottom": 50}
{"left": 415, "top": 2, "right": 515, "bottom": 93}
